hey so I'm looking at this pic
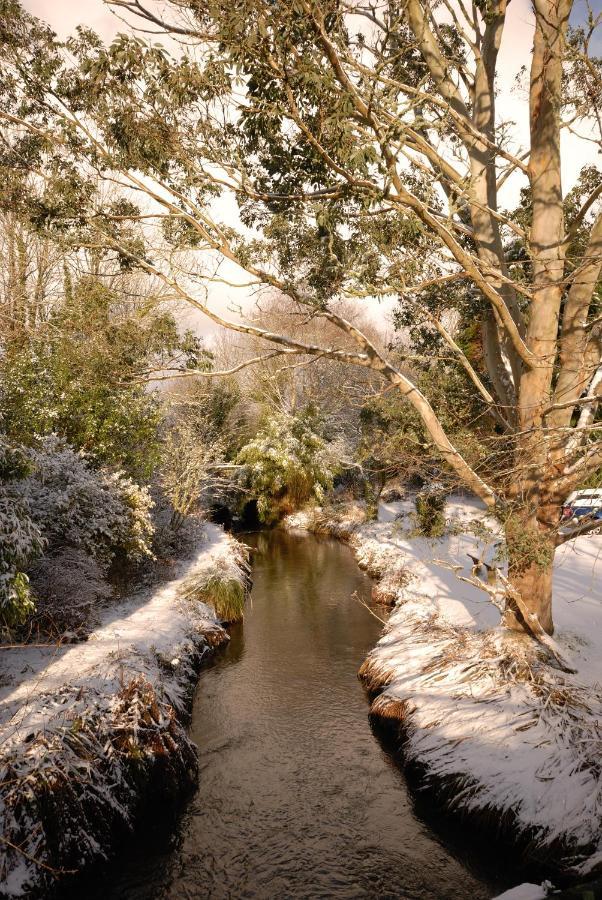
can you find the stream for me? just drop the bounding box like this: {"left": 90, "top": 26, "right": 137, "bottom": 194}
{"left": 77, "top": 529, "right": 512, "bottom": 899}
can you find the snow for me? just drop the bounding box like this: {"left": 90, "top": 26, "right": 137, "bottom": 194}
{"left": 377, "top": 499, "right": 414, "bottom": 522}
{"left": 0, "top": 523, "right": 240, "bottom": 742}
{"left": 553, "top": 535, "right": 602, "bottom": 687}
{"left": 0, "top": 522, "right": 246, "bottom": 896}
{"left": 492, "top": 884, "right": 551, "bottom": 900}
{"left": 308, "top": 494, "right": 602, "bottom": 875}
{"left": 370, "top": 495, "right": 502, "bottom": 630}
{"left": 372, "top": 494, "right": 602, "bottom": 668}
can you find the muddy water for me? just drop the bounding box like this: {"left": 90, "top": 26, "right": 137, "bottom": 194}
{"left": 90, "top": 530, "right": 506, "bottom": 899}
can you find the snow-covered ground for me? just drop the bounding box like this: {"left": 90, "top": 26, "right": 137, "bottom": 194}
{"left": 372, "top": 496, "right": 602, "bottom": 682}
{"left": 0, "top": 523, "right": 247, "bottom": 897}
{"left": 286, "top": 497, "right": 602, "bottom": 881}
{"left": 492, "top": 884, "right": 552, "bottom": 900}
{"left": 0, "top": 523, "right": 240, "bottom": 732}
{"left": 375, "top": 496, "right": 602, "bottom": 659}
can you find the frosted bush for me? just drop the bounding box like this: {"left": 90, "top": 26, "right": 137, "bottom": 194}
{"left": 29, "top": 548, "right": 113, "bottom": 634}
{"left": 0, "top": 440, "right": 44, "bottom": 626}
{"left": 237, "top": 412, "right": 335, "bottom": 523}
{"left": 18, "top": 436, "right": 154, "bottom": 564}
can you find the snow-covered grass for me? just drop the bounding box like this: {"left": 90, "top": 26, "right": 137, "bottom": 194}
{"left": 493, "top": 884, "right": 552, "bottom": 900}
{"left": 0, "top": 522, "right": 248, "bottom": 898}
{"left": 287, "top": 496, "right": 602, "bottom": 879}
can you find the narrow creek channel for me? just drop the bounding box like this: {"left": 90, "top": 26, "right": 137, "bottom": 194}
{"left": 78, "top": 529, "right": 510, "bottom": 899}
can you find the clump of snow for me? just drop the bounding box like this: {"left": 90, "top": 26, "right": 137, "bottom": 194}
{"left": 377, "top": 498, "right": 414, "bottom": 523}
{"left": 0, "top": 523, "right": 247, "bottom": 897}
{"left": 282, "top": 509, "right": 313, "bottom": 530}
{"left": 354, "top": 495, "right": 602, "bottom": 875}
{"left": 493, "top": 883, "right": 552, "bottom": 900}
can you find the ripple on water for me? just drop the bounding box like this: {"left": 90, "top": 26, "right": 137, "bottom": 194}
{"left": 65, "top": 530, "right": 508, "bottom": 899}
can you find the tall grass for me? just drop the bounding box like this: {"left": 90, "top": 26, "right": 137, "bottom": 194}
{"left": 199, "top": 576, "right": 245, "bottom": 623}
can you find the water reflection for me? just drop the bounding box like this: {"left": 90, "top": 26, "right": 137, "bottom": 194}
{"left": 63, "top": 530, "right": 509, "bottom": 899}
{"left": 163, "top": 530, "right": 499, "bottom": 899}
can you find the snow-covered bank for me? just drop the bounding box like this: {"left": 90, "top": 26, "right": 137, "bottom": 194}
{"left": 0, "top": 523, "right": 248, "bottom": 898}
{"left": 285, "top": 499, "right": 602, "bottom": 878}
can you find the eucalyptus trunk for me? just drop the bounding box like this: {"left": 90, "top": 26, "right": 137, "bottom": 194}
{"left": 505, "top": 515, "right": 557, "bottom": 635}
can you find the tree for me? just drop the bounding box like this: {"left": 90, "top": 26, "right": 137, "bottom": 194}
{"left": 0, "top": 207, "right": 62, "bottom": 343}
{"left": 1, "top": 0, "right": 601, "bottom": 634}
{"left": 161, "top": 419, "right": 225, "bottom": 530}
{"left": 236, "top": 409, "right": 335, "bottom": 523}
{"left": 0, "top": 260, "right": 207, "bottom": 479}
{"left": 160, "top": 377, "right": 243, "bottom": 528}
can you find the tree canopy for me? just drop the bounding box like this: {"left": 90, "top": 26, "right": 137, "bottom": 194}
{"left": 1, "top": 0, "right": 600, "bottom": 632}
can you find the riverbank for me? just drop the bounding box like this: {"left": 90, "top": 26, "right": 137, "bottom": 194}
{"left": 0, "top": 522, "right": 248, "bottom": 898}
{"left": 77, "top": 528, "right": 502, "bottom": 900}
{"left": 284, "top": 498, "right": 602, "bottom": 882}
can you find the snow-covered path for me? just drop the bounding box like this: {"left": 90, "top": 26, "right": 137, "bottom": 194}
{"left": 0, "top": 523, "right": 239, "bottom": 746}
{"left": 0, "top": 522, "right": 247, "bottom": 898}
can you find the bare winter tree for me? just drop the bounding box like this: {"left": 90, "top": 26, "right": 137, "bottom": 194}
{"left": 0, "top": 208, "right": 63, "bottom": 342}
{"left": 0, "top": 0, "right": 600, "bottom": 634}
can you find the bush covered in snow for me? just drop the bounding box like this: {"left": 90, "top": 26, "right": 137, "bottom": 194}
{"left": 415, "top": 483, "right": 447, "bottom": 537}
{"left": 18, "top": 436, "right": 154, "bottom": 565}
{"left": 0, "top": 440, "right": 45, "bottom": 627}
{"left": 0, "top": 436, "right": 155, "bottom": 632}
{"left": 236, "top": 411, "right": 335, "bottom": 523}
{"left": 28, "top": 548, "right": 114, "bottom": 637}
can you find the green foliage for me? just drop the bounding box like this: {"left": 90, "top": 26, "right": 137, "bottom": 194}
{"left": 236, "top": 410, "right": 335, "bottom": 523}
{"left": 582, "top": 468, "right": 602, "bottom": 489}
{"left": 178, "top": 379, "right": 243, "bottom": 456}
{"left": 1, "top": 345, "right": 160, "bottom": 480}
{"left": 0, "top": 0, "right": 438, "bottom": 319}
{"left": 501, "top": 514, "right": 556, "bottom": 573}
{"left": 161, "top": 418, "right": 223, "bottom": 526}
{"left": 415, "top": 486, "right": 447, "bottom": 538}
{"left": 359, "top": 361, "right": 492, "bottom": 487}
{"left": 0, "top": 277, "right": 206, "bottom": 479}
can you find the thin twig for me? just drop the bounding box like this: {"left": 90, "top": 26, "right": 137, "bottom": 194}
{"left": 0, "top": 835, "right": 78, "bottom": 876}
{"left": 351, "top": 590, "right": 389, "bottom": 625}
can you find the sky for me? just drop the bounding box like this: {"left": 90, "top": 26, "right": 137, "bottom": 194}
{"left": 20, "top": 0, "right": 602, "bottom": 344}
{"left": 22, "top": 0, "right": 602, "bottom": 194}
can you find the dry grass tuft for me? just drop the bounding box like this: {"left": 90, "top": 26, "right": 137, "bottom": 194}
{"left": 358, "top": 657, "right": 394, "bottom": 693}
{"left": 300, "top": 502, "right": 368, "bottom": 541}
{"left": 198, "top": 576, "right": 246, "bottom": 623}
{"left": 371, "top": 583, "right": 399, "bottom": 605}
{"left": 371, "top": 695, "right": 409, "bottom": 721}
{"left": 181, "top": 544, "right": 250, "bottom": 624}
{"left": 202, "top": 624, "right": 229, "bottom": 647}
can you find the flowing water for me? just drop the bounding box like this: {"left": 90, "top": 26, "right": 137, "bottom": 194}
{"left": 78, "top": 530, "right": 511, "bottom": 899}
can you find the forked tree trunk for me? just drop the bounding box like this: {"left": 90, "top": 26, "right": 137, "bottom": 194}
{"left": 505, "top": 520, "right": 556, "bottom": 635}
{"left": 507, "top": 554, "right": 555, "bottom": 635}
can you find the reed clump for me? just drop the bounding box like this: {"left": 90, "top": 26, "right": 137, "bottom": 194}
{"left": 199, "top": 576, "right": 246, "bottom": 623}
